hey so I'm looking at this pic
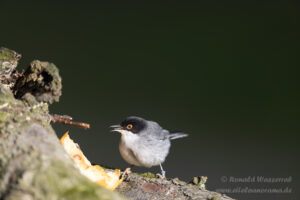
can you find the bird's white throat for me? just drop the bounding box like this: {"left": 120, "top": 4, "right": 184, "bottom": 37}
{"left": 119, "top": 130, "right": 139, "bottom": 147}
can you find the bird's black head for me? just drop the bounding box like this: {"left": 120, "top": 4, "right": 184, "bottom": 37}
{"left": 120, "top": 116, "right": 147, "bottom": 134}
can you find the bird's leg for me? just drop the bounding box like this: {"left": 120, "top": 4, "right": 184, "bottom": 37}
{"left": 121, "top": 165, "right": 134, "bottom": 179}
{"left": 156, "top": 163, "right": 166, "bottom": 179}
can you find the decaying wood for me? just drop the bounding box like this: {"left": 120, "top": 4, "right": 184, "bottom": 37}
{"left": 0, "top": 47, "right": 234, "bottom": 200}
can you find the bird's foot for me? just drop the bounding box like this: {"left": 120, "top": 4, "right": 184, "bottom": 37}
{"left": 121, "top": 167, "right": 132, "bottom": 179}
{"left": 156, "top": 173, "right": 166, "bottom": 179}
{"left": 156, "top": 170, "right": 166, "bottom": 179}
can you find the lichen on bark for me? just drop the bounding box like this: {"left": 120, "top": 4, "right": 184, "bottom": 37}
{"left": 0, "top": 47, "right": 125, "bottom": 200}
{"left": 0, "top": 47, "right": 21, "bottom": 76}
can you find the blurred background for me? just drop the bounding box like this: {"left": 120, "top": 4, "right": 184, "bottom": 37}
{"left": 1, "top": 1, "right": 299, "bottom": 199}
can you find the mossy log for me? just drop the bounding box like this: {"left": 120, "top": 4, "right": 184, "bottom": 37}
{"left": 0, "top": 47, "right": 124, "bottom": 200}
{"left": 0, "top": 47, "right": 234, "bottom": 200}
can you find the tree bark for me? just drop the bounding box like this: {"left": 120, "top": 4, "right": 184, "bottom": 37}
{"left": 0, "top": 47, "right": 234, "bottom": 200}
{"left": 0, "top": 47, "right": 124, "bottom": 200}
{"left": 117, "top": 174, "right": 234, "bottom": 200}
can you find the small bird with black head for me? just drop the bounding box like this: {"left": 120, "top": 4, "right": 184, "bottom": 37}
{"left": 111, "top": 116, "right": 188, "bottom": 179}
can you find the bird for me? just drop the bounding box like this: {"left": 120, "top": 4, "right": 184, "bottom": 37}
{"left": 111, "top": 116, "right": 188, "bottom": 179}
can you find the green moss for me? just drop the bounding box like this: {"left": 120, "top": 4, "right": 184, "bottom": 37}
{"left": 138, "top": 172, "right": 157, "bottom": 179}
{"left": 0, "top": 86, "right": 14, "bottom": 105}
{"left": 21, "top": 93, "right": 38, "bottom": 106}
{"left": 41, "top": 103, "right": 49, "bottom": 113}
{"left": 20, "top": 160, "right": 124, "bottom": 200}
{"left": 0, "top": 47, "right": 21, "bottom": 74}
{"left": 0, "top": 111, "right": 8, "bottom": 121}
{"left": 0, "top": 47, "right": 21, "bottom": 62}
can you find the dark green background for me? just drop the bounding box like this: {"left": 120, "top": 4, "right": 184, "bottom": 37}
{"left": 2, "top": 1, "right": 299, "bottom": 199}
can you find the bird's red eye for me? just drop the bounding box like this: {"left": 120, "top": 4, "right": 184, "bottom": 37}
{"left": 126, "top": 124, "right": 133, "bottom": 130}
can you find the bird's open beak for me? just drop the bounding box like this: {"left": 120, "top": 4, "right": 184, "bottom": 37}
{"left": 110, "top": 124, "right": 123, "bottom": 133}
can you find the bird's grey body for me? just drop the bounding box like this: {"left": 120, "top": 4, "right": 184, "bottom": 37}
{"left": 119, "top": 127, "right": 171, "bottom": 167}
{"left": 112, "top": 116, "right": 188, "bottom": 169}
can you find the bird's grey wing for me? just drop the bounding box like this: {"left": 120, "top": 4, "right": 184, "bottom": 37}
{"left": 143, "top": 120, "right": 168, "bottom": 140}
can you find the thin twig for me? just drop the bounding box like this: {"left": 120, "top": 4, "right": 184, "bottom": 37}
{"left": 50, "top": 114, "right": 90, "bottom": 129}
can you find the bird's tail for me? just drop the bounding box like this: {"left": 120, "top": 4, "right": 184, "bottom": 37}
{"left": 169, "top": 132, "right": 188, "bottom": 140}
